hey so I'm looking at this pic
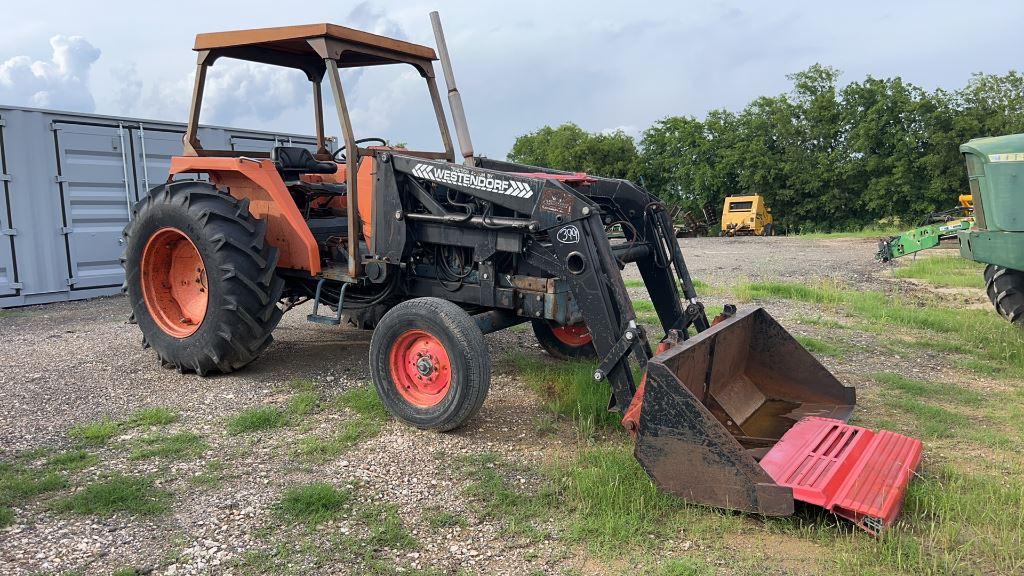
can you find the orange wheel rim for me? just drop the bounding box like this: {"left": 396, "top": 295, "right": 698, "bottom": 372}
{"left": 551, "top": 323, "right": 593, "bottom": 347}
{"left": 140, "top": 227, "right": 208, "bottom": 338}
{"left": 388, "top": 329, "right": 452, "bottom": 408}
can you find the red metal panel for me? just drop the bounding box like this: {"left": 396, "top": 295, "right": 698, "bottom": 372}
{"left": 759, "top": 417, "right": 922, "bottom": 534}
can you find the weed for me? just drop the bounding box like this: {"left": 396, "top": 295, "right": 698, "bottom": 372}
{"left": 111, "top": 569, "right": 140, "bottom": 576}
{"left": 53, "top": 474, "right": 169, "bottom": 516}
{"left": 125, "top": 407, "right": 179, "bottom": 428}
{"left": 68, "top": 418, "right": 119, "bottom": 445}
{"left": 278, "top": 482, "right": 351, "bottom": 524}
{"left": 227, "top": 406, "right": 286, "bottom": 434}
{"left": 130, "top": 432, "right": 207, "bottom": 460}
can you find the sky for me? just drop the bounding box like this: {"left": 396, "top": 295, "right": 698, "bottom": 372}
{"left": 1, "top": 1, "right": 1022, "bottom": 157}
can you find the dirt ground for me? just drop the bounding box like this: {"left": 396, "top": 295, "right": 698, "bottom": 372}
{"left": 0, "top": 236, "right": 978, "bottom": 576}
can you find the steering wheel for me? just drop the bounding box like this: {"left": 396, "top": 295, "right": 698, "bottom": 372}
{"left": 333, "top": 137, "right": 389, "bottom": 161}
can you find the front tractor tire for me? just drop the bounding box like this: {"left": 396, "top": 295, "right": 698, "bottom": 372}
{"left": 370, "top": 298, "right": 490, "bottom": 431}
{"left": 531, "top": 320, "right": 598, "bottom": 361}
{"left": 985, "top": 265, "right": 1024, "bottom": 326}
{"left": 123, "top": 182, "right": 285, "bottom": 374}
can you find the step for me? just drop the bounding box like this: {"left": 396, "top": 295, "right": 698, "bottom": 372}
{"left": 759, "top": 417, "right": 922, "bottom": 534}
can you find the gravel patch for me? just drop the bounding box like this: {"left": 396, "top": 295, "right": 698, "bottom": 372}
{"left": 0, "top": 235, "right": 968, "bottom": 575}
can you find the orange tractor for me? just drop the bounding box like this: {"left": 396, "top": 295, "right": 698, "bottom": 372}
{"left": 122, "top": 14, "right": 922, "bottom": 534}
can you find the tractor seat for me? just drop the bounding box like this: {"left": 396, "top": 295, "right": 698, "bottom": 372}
{"left": 271, "top": 146, "right": 337, "bottom": 181}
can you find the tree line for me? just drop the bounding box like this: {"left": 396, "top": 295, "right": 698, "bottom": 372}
{"left": 507, "top": 65, "right": 1024, "bottom": 232}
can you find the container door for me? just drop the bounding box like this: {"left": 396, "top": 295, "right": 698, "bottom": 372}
{"left": 229, "top": 134, "right": 318, "bottom": 156}
{"left": 131, "top": 127, "right": 202, "bottom": 198}
{"left": 53, "top": 122, "right": 135, "bottom": 290}
{"left": 0, "top": 113, "right": 18, "bottom": 296}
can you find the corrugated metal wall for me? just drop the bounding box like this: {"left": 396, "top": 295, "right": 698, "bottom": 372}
{"left": 0, "top": 105, "right": 326, "bottom": 308}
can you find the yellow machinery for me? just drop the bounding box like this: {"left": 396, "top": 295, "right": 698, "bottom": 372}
{"left": 720, "top": 194, "right": 774, "bottom": 236}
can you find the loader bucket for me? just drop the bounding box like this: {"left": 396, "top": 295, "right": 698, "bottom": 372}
{"left": 627, "top": 307, "right": 922, "bottom": 533}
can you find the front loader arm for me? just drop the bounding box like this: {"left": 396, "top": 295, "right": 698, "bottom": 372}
{"left": 390, "top": 154, "right": 715, "bottom": 411}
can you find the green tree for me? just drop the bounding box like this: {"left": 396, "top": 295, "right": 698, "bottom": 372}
{"left": 507, "top": 123, "right": 639, "bottom": 179}
{"left": 512, "top": 67, "right": 1024, "bottom": 231}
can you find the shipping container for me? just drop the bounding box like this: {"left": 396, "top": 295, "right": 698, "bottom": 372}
{"left": 0, "top": 105, "right": 330, "bottom": 308}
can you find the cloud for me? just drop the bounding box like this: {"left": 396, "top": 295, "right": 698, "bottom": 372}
{"left": 202, "top": 62, "right": 310, "bottom": 124}
{"left": 0, "top": 35, "right": 101, "bottom": 112}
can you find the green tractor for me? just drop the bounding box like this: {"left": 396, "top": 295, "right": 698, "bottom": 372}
{"left": 959, "top": 134, "right": 1024, "bottom": 326}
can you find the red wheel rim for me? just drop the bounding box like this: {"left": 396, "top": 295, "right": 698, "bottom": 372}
{"left": 388, "top": 329, "right": 452, "bottom": 407}
{"left": 551, "top": 323, "right": 593, "bottom": 347}
{"left": 140, "top": 227, "right": 208, "bottom": 338}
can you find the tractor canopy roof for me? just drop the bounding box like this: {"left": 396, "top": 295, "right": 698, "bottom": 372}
{"left": 193, "top": 23, "right": 438, "bottom": 80}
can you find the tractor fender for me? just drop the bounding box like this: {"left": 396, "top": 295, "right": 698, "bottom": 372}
{"left": 168, "top": 156, "right": 321, "bottom": 275}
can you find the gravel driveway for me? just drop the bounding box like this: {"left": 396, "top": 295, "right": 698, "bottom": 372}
{"left": 0, "top": 235, "right": 924, "bottom": 575}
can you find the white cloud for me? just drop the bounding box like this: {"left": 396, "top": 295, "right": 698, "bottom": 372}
{"left": 0, "top": 35, "right": 100, "bottom": 112}
{"left": 202, "top": 62, "right": 310, "bottom": 125}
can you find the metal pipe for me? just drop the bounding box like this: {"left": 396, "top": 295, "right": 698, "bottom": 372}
{"left": 117, "top": 122, "right": 133, "bottom": 219}
{"left": 138, "top": 124, "right": 150, "bottom": 192}
{"left": 325, "top": 58, "right": 361, "bottom": 279}
{"left": 430, "top": 11, "right": 475, "bottom": 167}
{"left": 405, "top": 211, "right": 534, "bottom": 230}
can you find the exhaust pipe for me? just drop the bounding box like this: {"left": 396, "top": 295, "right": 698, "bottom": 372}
{"left": 430, "top": 11, "right": 476, "bottom": 167}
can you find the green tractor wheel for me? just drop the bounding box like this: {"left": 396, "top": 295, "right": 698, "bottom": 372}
{"left": 984, "top": 265, "right": 1024, "bottom": 326}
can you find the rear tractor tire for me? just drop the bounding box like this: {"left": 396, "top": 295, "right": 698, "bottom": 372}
{"left": 370, "top": 297, "right": 491, "bottom": 431}
{"left": 122, "top": 181, "right": 284, "bottom": 374}
{"left": 531, "top": 320, "right": 598, "bottom": 361}
{"left": 984, "top": 265, "right": 1024, "bottom": 326}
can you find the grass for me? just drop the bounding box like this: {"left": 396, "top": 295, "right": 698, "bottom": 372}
{"left": 68, "top": 418, "right": 119, "bottom": 445}
{"left": 53, "top": 474, "right": 169, "bottom": 516}
{"left": 0, "top": 506, "right": 13, "bottom": 528}
{"left": 422, "top": 506, "right": 467, "bottom": 529}
{"left": 227, "top": 406, "right": 287, "bottom": 435}
{"left": 125, "top": 407, "right": 179, "bottom": 428}
{"left": 332, "top": 386, "right": 390, "bottom": 421}
{"left": 641, "top": 558, "right": 715, "bottom": 576}
{"left": 795, "top": 225, "right": 902, "bottom": 239}
{"left": 360, "top": 502, "right": 419, "bottom": 549}
{"left": 794, "top": 334, "right": 844, "bottom": 357}
{"left": 295, "top": 418, "right": 381, "bottom": 460}
{"left": 278, "top": 483, "right": 352, "bottom": 524}
{"left": 733, "top": 279, "right": 1024, "bottom": 378}
{"left": 459, "top": 452, "right": 552, "bottom": 540}
{"left": 130, "top": 432, "right": 207, "bottom": 460}
{"left": 0, "top": 463, "right": 67, "bottom": 504}
{"left": 46, "top": 450, "right": 98, "bottom": 472}
{"left": 794, "top": 314, "right": 849, "bottom": 330}
{"left": 890, "top": 254, "right": 985, "bottom": 289}
{"left": 512, "top": 355, "right": 620, "bottom": 435}
{"left": 286, "top": 392, "right": 321, "bottom": 418}
{"left": 552, "top": 445, "right": 738, "bottom": 554}
{"left": 833, "top": 466, "right": 1024, "bottom": 575}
